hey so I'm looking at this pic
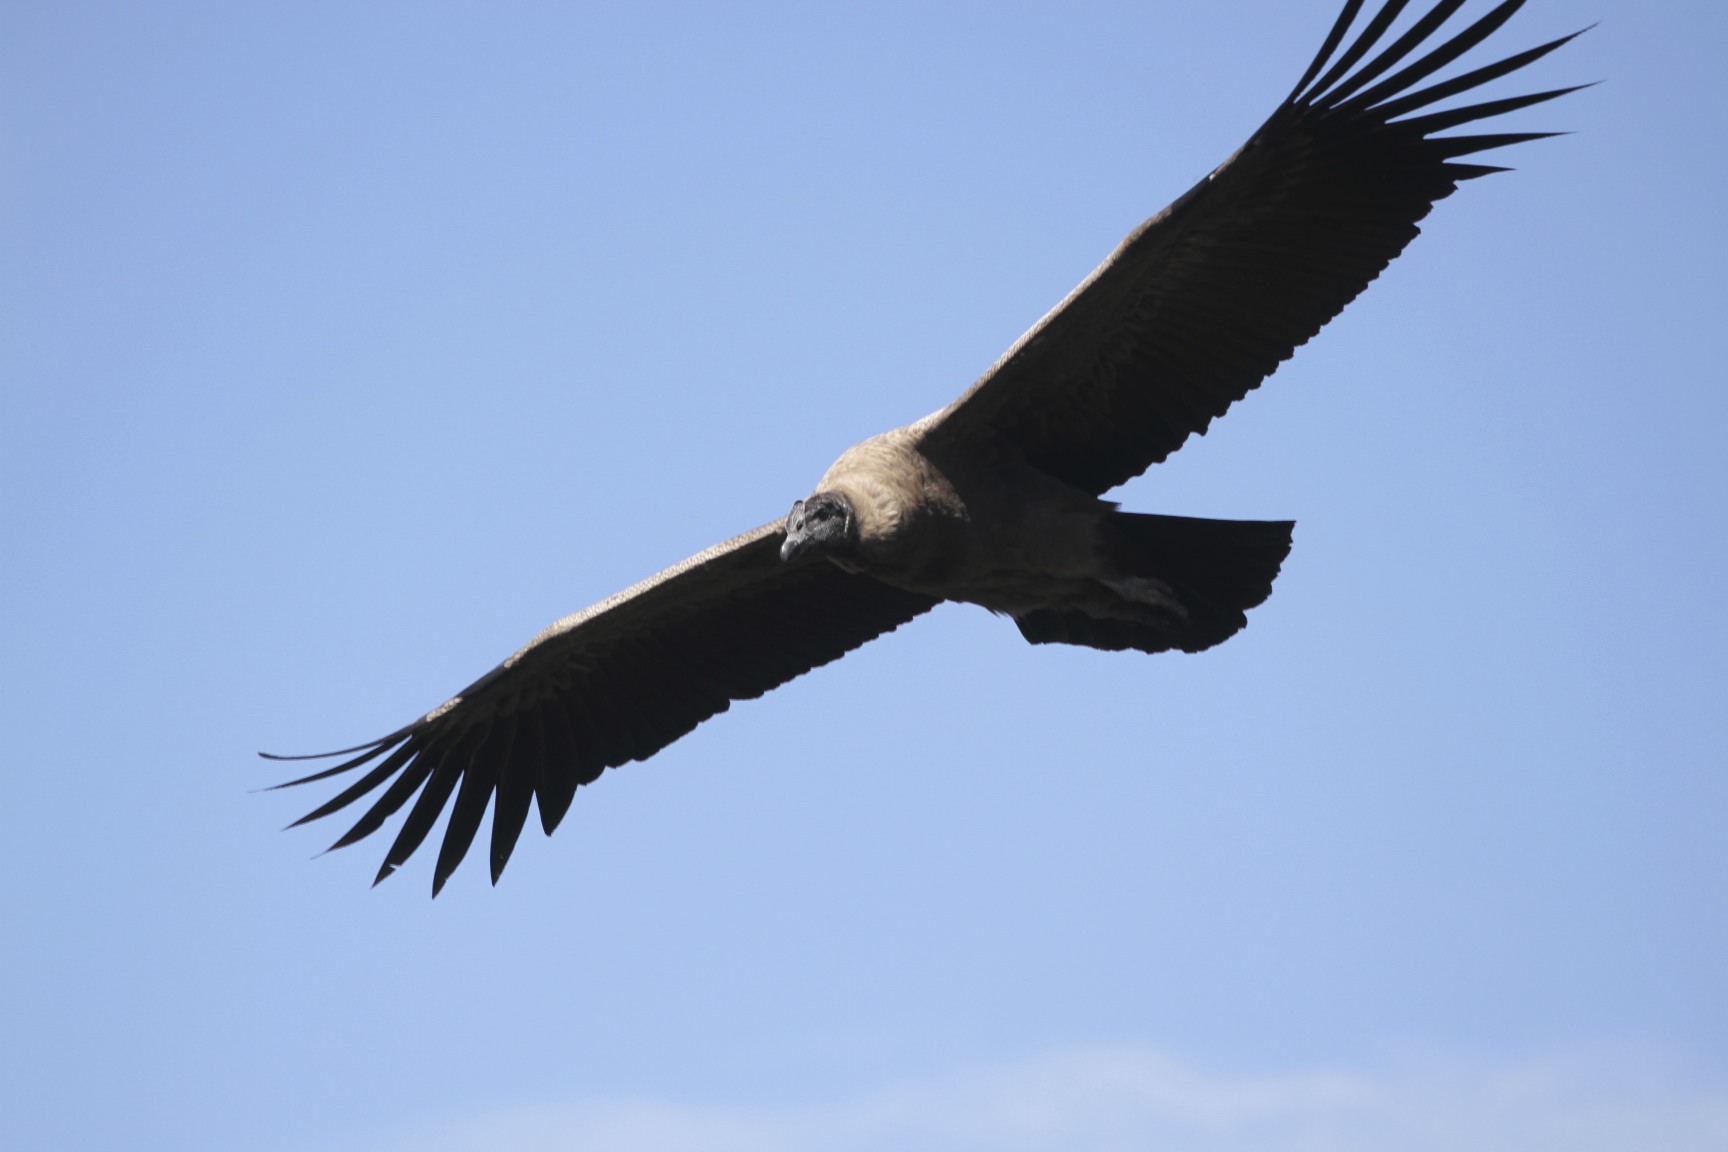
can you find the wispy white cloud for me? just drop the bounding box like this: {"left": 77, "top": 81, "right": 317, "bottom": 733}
{"left": 322, "top": 1045, "right": 1728, "bottom": 1152}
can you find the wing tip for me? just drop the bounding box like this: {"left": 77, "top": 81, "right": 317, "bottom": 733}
{"left": 258, "top": 733, "right": 398, "bottom": 763}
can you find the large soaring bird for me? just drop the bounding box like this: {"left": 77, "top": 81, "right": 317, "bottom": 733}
{"left": 270, "top": 0, "right": 1585, "bottom": 894}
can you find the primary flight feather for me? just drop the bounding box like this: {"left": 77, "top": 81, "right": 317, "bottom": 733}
{"left": 269, "top": 0, "right": 1585, "bottom": 895}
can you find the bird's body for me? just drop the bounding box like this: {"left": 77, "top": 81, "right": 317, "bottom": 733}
{"left": 816, "top": 421, "right": 1098, "bottom": 607}
{"left": 270, "top": 0, "right": 1586, "bottom": 894}
{"left": 807, "top": 420, "right": 1287, "bottom": 638}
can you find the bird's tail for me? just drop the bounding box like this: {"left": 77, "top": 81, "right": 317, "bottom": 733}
{"left": 1014, "top": 512, "right": 1294, "bottom": 654}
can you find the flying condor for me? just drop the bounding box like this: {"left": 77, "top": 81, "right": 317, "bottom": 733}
{"left": 269, "top": 0, "right": 1586, "bottom": 894}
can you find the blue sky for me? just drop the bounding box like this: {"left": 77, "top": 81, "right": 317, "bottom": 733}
{"left": 4, "top": 2, "right": 1725, "bottom": 1150}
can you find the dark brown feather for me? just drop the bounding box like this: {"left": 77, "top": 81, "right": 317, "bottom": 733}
{"left": 921, "top": 0, "right": 1584, "bottom": 496}
{"left": 269, "top": 523, "right": 936, "bottom": 893}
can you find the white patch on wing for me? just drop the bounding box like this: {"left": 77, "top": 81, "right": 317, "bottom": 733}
{"left": 1102, "top": 574, "right": 1186, "bottom": 617}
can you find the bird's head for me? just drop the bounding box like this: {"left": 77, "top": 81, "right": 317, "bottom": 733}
{"left": 780, "top": 491, "right": 858, "bottom": 563}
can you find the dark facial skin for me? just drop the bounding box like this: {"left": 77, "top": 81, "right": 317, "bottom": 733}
{"left": 779, "top": 491, "right": 858, "bottom": 563}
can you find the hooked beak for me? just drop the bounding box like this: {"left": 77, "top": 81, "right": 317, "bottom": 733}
{"left": 780, "top": 499, "right": 808, "bottom": 563}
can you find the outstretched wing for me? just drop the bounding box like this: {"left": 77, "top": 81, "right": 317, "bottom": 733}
{"left": 267, "top": 522, "right": 938, "bottom": 895}
{"left": 920, "top": 0, "right": 1587, "bottom": 494}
